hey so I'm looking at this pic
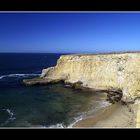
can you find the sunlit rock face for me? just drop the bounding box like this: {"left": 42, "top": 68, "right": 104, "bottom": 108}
{"left": 41, "top": 52, "right": 140, "bottom": 101}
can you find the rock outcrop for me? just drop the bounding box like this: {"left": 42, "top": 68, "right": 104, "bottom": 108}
{"left": 23, "top": 52, "right": 140, "bottom": 102}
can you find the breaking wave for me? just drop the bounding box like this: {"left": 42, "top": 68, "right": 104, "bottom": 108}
{"left": 48, "top": 123, "right": 65, "bottom": 128}
{"left": 0, "top": 73, "right": 40, "bottom": 80}
{"left": 47, "top": 101, "right": 111, "bottom": 128}
{"left": 68, "top": 115, "right": 84, "bottom": 128}
{"left": 47, "top": 115, "right": 85, "bottom": 128}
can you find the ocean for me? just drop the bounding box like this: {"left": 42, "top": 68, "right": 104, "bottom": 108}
{"left": 0, "top": 53, "right": 109, "bottom": 128}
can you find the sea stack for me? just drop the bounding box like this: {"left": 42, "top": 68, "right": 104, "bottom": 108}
{"left": 23, "top": 52, "right": 140, "bottom": 102}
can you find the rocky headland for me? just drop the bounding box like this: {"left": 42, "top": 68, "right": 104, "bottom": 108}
{"left": 23, "top": 52, "right": 140, "bottom": 127}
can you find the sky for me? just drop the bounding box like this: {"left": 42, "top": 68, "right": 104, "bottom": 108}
{"left": 1, "top": 12, "right": 140, "bottom": 53}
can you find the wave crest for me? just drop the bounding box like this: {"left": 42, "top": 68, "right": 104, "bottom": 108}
{"left": 0, "top": 73, "right": 40, "bottom": 80}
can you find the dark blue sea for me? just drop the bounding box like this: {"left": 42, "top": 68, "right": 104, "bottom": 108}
{"left": 0, "top": 53, "right": 109, "bottom": 128}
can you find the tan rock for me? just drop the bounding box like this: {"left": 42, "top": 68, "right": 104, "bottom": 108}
{"left": 41, "top": 52, "right": 140, "bottom": 101}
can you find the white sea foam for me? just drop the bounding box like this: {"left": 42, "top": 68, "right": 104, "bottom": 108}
{"left": 68, "top": 115, "right": 84, "bottom": 128}
{"left": 95, "top": 101, "right": 111, "bottom": 109}
{"left": 48, "top": 123, "right": 65, "bottom": 128}
{"left": 85, "top": 101, "right": 111, "bottom": 116}
{"left": 47, "top": 101, "right": 111, "bottom": 128}
{"left": 46, "top": 112, "right": 86, "bottom": 128}
{"left": 5, "top": 109, "right": 14, "bottom": 117}
{"left": 0, "top": 73, "right": 40, "bottom": 80}
{"left": 1, "top": 108, "right": 16, "bottom": 125}
{"left": 68, "top": 101, "right": 111, "bottom": 128}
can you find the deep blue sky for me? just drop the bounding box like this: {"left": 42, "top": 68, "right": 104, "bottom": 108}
{"left": 1, "top": 12, "right": 140, "bottom": 53}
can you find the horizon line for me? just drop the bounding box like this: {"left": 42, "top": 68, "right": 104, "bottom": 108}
{"left": 0, "top": 51, "right": 99, "bottom": 53}
{"left": 1, "top": 11, "right": 140, "bottom": 13}
{"left": 1, "top": 51, "right": 140, "bottom": 54}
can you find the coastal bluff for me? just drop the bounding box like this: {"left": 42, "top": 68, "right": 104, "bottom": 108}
{"left": 24, "top": 52, "right": 140, "bottom": 102}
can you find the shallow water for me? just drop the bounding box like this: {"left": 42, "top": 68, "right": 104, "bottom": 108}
{"left": 0, "top": 53, "right": 109, "bottom": 127}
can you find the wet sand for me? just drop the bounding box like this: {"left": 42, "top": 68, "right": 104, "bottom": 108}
{"left": 73, "top": 102, "right": 138, "bottom": 128}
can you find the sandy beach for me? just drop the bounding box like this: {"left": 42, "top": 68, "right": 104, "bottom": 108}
{"left": 73, "top": 102, "right": 138, "bottom": 128}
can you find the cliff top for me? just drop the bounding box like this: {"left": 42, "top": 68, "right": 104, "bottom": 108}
{"left": 62, "top": 51, "right": 140, "bottom": 57}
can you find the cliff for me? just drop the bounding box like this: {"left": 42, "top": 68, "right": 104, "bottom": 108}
{"left": 24, "top": 52, "right": 140, "bottom": 102}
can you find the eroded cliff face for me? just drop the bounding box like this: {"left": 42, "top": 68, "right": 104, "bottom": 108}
{"left": 40, "top": 53, "right": 140, "bottom": 101}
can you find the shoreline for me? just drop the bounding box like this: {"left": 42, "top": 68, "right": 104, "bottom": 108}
{"left": 72, "top": 102, "right": 138, "bottom": 128}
